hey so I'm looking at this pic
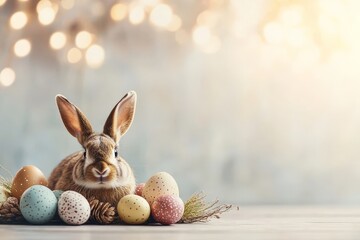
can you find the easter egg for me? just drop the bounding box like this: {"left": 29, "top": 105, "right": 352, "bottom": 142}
{"left": 0, "top": 186, "right": 9, "bottom": 203}
{"left": 117, "top": 194, "right": 150, "bottom": 224}
{"left": 53, "top": 190, "right": 64, "bottom": 201}
{"left": 11, "top": 165, "right": 48, "bottom": 199}
{"left": 135, "top": 183, "right": 145, "bottom": 196}
{"left": 151, "top": 195, "right": 184, "bottom": 225}
{"left": 58, "top": 191, "right": 90, "bottom": 225}
{"left": 20, "top": 185, "right": 57, "bottom": 224}
{"left": 143, "top": 172, "right": 179, "bottom": 205}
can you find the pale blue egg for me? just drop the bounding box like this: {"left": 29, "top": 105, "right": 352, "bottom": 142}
{"left": 20, "top": 185, "right": 57, "bottom": 224}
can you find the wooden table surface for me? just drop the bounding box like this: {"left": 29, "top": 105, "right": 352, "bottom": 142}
{"left": 2, "top": 206, "right": 360, "bottom": 240}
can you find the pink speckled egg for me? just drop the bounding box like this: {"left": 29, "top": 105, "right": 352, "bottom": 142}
{"left": 135, "top": 183, "right": 145, "bottom": 196}
{"left": 151, "top": 195, "right": 184, "bottom": 225}
{"left": 58, "top": 191, "right": 90, "bottom": 225}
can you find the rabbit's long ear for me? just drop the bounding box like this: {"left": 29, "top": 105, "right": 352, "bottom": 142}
{"left": 56, "top": 95, "right": 93, "bottom": 145}
{"left": 103, "top": 91, "right": 137, "bottom": 143}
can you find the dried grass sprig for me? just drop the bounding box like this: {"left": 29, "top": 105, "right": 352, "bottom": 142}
{"left": 0, "top": 164, "right": 13, "bottom": 194}
{"left": 180, "top": 191, "right": 237, "bottom": 223}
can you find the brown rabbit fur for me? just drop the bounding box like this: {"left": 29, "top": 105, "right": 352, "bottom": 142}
{"left": 48, "top": 91, "right": 137, "bottom": 206}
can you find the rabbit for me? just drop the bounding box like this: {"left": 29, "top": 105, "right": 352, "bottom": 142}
{"left": 48, "top": 91, "right": 137, "bottom": 206}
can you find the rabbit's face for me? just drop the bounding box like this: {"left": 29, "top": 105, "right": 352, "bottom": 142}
{"left": 73, "top": 134, "right": 133, "bottom": 189}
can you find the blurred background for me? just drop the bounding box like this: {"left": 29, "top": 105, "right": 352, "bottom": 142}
{"left": 1, "top": 0, "right": 360, "bottom": 205}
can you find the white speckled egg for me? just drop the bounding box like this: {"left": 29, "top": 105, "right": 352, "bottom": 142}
{"left": 117, "top": 194, "right": 150, "bottom": 224}
{"left": 58, "top": 191, "right": 90, "bottom": 225}
{"left": 20, "top": 185, "right": 57, "bottom": 224}
{"left": 151, "top": 195, "right": 184, "bottom": 225}
{"left": 143, "top": 172, "right": 179, "bottom": 205}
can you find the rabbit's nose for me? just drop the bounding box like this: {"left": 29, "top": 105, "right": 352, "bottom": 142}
{"left": 93, "top": 167, "right": 110, "bottom": 177}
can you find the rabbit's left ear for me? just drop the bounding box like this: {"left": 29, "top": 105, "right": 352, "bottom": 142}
{"left": 103, "top": 91, "right": 137, "bottom": 143}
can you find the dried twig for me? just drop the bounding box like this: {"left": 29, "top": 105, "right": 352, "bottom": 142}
{"left": 179, "top": 192, "right": 237, "bottom": 223}
{"left": 0, "top": 165, "right": 13, "bottom": 194}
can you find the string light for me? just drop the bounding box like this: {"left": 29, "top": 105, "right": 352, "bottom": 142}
{"left": 49, "top": 32, "right": 67, "bottom": 50}
{"left": 14, "top": 39, "right": 31, "bottom": 57}
{"left": 37, "top": 0, "right": 57, "bottom": 26}
{"left": 75, "top": 31, "right": 92, "bottom": 49}
{"left": 0, "top": 0, "right": 6, "bottom": 7}
{"left": 67, "top": 48, "right": 82, "bottom": 63}
{"left": 9, "top": 11, "right": 28, "bottom": 30}
{"left": 129, "top": 5, "right": 145, "bottom": 25}
{"left": 85, "top": 44, "right": 105, "bottom": 68}
{"left": 149, "top": 4, "right": 173, "bottom": 28}
{"left": 0, "top": 68, "right": 16, "bottom": 87}
{"left": 110, "top": 3, "right": 127, "bottom": 22}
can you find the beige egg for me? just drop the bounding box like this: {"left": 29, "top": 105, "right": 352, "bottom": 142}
{"left": 11, "top": 165, "right": 48, "bottom": 199}
{"left": 117, "top": 194, "right": 150, "bottom": 224}
{"left": 142, "top": 172, "right": 179, "bottom": 205}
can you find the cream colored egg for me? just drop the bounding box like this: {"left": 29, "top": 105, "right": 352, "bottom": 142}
{"left": 142, "top": 172, "right": 179, "bottom": 205}
{"left": 117, "top": 194, "right": 150, "bottom": 224}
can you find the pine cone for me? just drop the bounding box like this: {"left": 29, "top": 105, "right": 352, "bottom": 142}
{"left": 0, "top": 197, "right": 25, "bottom": 223}
{"left": 89, "top": 197, "right": 116, "bottom": 224}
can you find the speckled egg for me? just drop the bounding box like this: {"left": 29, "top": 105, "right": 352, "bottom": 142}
{"left": 11, "top": 165, "right": 48, "bottom": 199}
{"left": 58, "top": 191, "right": 90, "bottom": 225}
{"left": 151, "top": 195, "right": 184, "bottom": 225}
{"left": 143, "top": 172, "right": 179, "bottom": 205}
{"left": 53, "top": 190, "right": 64, "bottom": 201}
{"left": 20, "top": 185, "right": 57, "bottom": 224}
{"left": 117, "top": 194, "right": 150, "bottom": 224}
{"left": 135, "top": 183, "right": 145, "bottom": 196}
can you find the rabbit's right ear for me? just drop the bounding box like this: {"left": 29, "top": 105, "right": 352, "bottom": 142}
{"left": 56, "top": 95, "right": 93, "bottom": 145}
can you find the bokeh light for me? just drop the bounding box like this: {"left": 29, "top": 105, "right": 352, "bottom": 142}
{"left": 9, "top": 11, "right": 28, "bottom": 30}
{"left": 85, "top": 44, "right": 105, "bottom": 68}
{"left": 61, "top": 0, "right": 74, "bottom": 10}
{"left": 192, "top": 25, "right": 212, "bottom": 46}
{"left": 14, "top": 39, "right": 31, "bottom": 57}
{"left": 0, "top": 68, "right": 16, "bottom": 87}
{"left": 49, "top": 32, "right": 67, "bottom": 50}
{"left": 37, "top": 0, "right": 57, "bottom": 26}
{"left": 67, "top": 48, "right": 82, "bottom": 64}
{"left": 75, "top": 31, "right": 93, "bottom": 49}
{"left": 149, "top": 4, "right": 173, "bottom": 28}
{"left": 166, "top": 15, "right": 182, "bottom": 32}
{"left": 263, "top": 21, "right": 285, "bottom": 45}
{"left": 129, "top": 5, "right": 145, "bottom": 25}
{"left": 110, "top": 3, "right": 127, "bottom": 22}
{"left": 0, "top": 0, "right": 6, "bottom": 7}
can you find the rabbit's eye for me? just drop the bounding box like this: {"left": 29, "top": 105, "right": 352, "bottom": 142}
{"left": 83, "top": 151, "right": 86, "bottom": 159}
{"left": 114, "top": 149, "right": 118, "bottom": 158}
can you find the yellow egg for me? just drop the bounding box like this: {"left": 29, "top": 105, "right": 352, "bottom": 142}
{"left": 117, "top": 194, "right": 150, "bottom": 224}
{"left": 142, "top": 172, "right": 179, "bottom": 205}
{"left": 11, "top": 165, "right": 48, "bottom": 199}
